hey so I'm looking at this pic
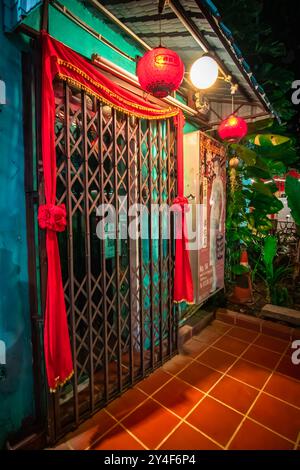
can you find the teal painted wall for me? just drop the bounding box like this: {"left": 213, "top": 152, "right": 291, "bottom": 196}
{"left": 3, "top": 1, "right": 42, "bottom": 31}
{"left": 0, "top": 9, "right": 35, "bottom": 448}
{"left": 0, "top": 0, "right": 199, "bottom": 447}
{"left": 184, "top": 120, "right": 201, "bottom": 134}
{"left": 0, "top": 0, "right": 148, "bottom": 448}
{"left": 24, "top": 0, "right": 145, "bottom": 73}
{"left": 24, "top": 0, "right": 199, "bottom": 135}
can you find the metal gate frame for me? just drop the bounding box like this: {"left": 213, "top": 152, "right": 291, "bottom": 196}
{"left": 23, "top": 45, "right": 179, "bottom": 445}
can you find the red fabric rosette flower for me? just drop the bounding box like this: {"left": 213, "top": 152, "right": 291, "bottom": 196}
{"left": 171, "top": 196, "right": 190, "bottom": 213}
{"left": 38, "top": 203, "right": 67, "bottom": 232}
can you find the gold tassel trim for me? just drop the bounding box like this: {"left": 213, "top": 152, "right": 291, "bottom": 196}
{"left": 57, "top": 58, "right": 178, "bottom": 117}
{"left": 49, "top": 370, "right": 74, "bottom": 393}
{"left": 57, "top": 73, "right": 178, "bottom": 120}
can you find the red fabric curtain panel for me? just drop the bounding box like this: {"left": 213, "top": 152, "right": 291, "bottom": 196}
{"left": 39, "top": 32, "right": 194, "bottom": 391}
{"left": 173, "top": 112, "right": 194, "bottom": 304}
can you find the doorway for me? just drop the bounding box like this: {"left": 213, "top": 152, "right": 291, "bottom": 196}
{"left": 26, "top": 69, "right": 179, "bottom": 442}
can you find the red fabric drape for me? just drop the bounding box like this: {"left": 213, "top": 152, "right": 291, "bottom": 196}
{"left": 40, "top": 32, "right": 193, "bottom": 391}
{"left": 43, "top": 33, "right": 179, "bottom": 121}
{"left": 41, "top": 33, "right": 73, "bottom": 392}
{"left": 173, "top": 112, "right": 194, "bottom": 303}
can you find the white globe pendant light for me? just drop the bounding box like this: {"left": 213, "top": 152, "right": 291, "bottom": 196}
{"left": 190, "top": 55, "right": 219, "bottom": 89}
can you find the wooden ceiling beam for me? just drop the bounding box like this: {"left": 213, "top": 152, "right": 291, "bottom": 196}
{"left": 158, "top": 0, "right": 167, "bottom": 14}
{"left": 118, "top": 11, "right": 204, "bottom": 23}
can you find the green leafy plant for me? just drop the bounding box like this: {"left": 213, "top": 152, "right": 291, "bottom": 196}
{"left": 260, "top": 236, "right": 291, "bottom": 305}
{"left": 230, "top": 136, "right": 285, "bottom": 238}
{"left": 285, "top": 175, "right": 300, "bottom": 226}
{"left": 225, "top": 119, "right": 298, "bottom": 305}
{"left": 212, "top": 0, "right": 300, "bottom": 305}
{"left": 225, "top": 162, "right": 249, "bottom": 284}
{"left": 262, "top": 235, "right": 277, "bottom": 302}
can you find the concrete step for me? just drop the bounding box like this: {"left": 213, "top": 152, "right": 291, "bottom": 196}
{"left": 261, "top": 304, "right": 300, "bottom": 326}
{"left": 178, "top": 309, "right": 214, "bottom": 348}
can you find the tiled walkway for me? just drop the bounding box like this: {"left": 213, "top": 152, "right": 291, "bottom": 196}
{"left": 55, "top": 320, "right": 300, "bottom": 450}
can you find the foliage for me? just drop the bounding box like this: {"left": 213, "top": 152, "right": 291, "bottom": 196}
{"left": 231, "top": 264, "right": 250, "bottom": 275}
{"left": 224, "top": 163, "right": 248, "bottom": 284}
{"left": 225, "top": 119, "right": 297, "bottom": 305}
{"left": 285, "top": 175, "right": 300, "bottom": 226}
{"left": 258, "top": 236, "right": 291, "bottom": 305}
{"left": 263, "top": 235, "right": 277, "bottom": 283}
{"left": 230, "top": 133, "right": 287, "bottom": 238}
{"left": 213, "top": 0, "right": 297, "bottom": 125}
{"left": 213, "top": 0, "right": 300, "bottom": 305}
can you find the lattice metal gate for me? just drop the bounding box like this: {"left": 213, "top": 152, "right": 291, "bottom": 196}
{"left": 40, "top": 80, "right": 178, "bottom": 440}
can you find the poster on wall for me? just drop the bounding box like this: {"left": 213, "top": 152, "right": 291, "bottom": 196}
{"left": 198, "top": 133, "right": 226, "bottom": 302}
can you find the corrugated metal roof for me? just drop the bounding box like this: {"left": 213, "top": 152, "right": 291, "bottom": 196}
{"left": 97, "top": 0, "right": 278, "bottom": 120}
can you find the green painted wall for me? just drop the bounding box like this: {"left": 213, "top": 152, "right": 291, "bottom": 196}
{"left": 0, "top": 0, "right": 200, "bottom": 447}
{"left": 0, "top": 10, "right": 35, "bottom": 448}
{"left": 24, "top": 0, "right": 145, "bottom": 73}
{"left": 24, "top": 0, "right": 198, "bottom": 135}
{"left": 0, "top": 0, "right": 154, "bottom": 448}
{"left": 0, "top": 0, "right": 158, "bottom": 448}
{"left": 184, "top": 120, "right": 201, "bottom": 134}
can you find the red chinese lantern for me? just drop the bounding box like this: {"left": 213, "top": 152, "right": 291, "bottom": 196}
{"left": 136, "top": 47, "right": 185, "bottom": 98}
{"left": 218, "top": 115, "right": 248, "bottom": 143}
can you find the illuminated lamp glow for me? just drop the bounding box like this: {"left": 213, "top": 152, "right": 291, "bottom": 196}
{"left": 190, "top": 56, "right": 219, "bottom": 89}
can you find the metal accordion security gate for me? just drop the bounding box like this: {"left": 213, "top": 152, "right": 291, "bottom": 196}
{"left": 43, "top": 79, "right": 178, "bottom": 440}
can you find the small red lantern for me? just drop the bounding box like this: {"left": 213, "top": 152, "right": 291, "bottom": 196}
{"left": 218, "top": 115, "right": 248, "bottom": 143}
{"left": 137, "top": 47, "right": 185, "bottom": 98}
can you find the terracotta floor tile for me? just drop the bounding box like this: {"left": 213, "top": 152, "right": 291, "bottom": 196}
{"left": 159, "top": 423, "right": 222, "bottom": 450}
{"left": 227, "top": 359, "right": 271, "bottom": 388}
{"left": 211, "top": 320, "right": 233, "bottom": 333}
{"left": 242, "top": 344, "right": 281, "bottom": 370}
{"left": 292, "top": 329, "right": 300, "bottom": 341}
{"left": 178, "top": 361, "right": 222, "bottom": 392}
{"left": 54, "top": 442, "right": 73, "bottom": 450}
{"left": 63, "top": 409, "right": 117, "bottom": 450}
{"left": 91, "top": 425, "right": 145, "bottom": 450}
{"left": 122, "top": 398, "right": 180, "bottom": 449}
{"left": 162, "top": 354, "right": 193, "bottom": 375}
{"left": 209, "top": 375, "right": 259, "bottom": 414}
{"left": 264, "top": 372, "right": 300, "bottom": 408}
{"left": 51, "top": 322, "right": 298, "bottom": 451}
{"left": 106, "top": 387, "right": 147, "bottom": 421}
{"left": 180, "top": 338, "right": 208, "bottom": 358}
{"left": 153, "top": 376, "right": 203, "bottom": 418}
{"left": 229, "top": 419, "right": 293, "bottom": 450}
{"left": 213, "top": 335, "right": 250, "bottom": 356}
{"left": 193, "top": 326, "right": 225, "bottom": 344}
{"left": 227, "top": 326, "right": 259, "bottom": 343}
{"left": 254, "top": 335, "right": 289, "bottom": 354}
{"left": 196, "top": 347, "right": 237, "bottom": 373}
{"left": 249, "top": 393, "right": 300, "bottom": 442}
{"left": 276, "top": 354, "right": 300, "bottom": 381}
{"left": 136, "top": 369, "right": 172, "bottom": 395}
{"left": 186, "top": 396, "right": 243, "bottom": 447}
